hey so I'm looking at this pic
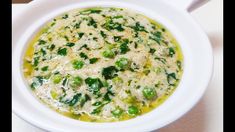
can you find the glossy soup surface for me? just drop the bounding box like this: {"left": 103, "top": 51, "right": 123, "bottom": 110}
{"left": 23, "top": 7, "right": 183, "bottom": 122}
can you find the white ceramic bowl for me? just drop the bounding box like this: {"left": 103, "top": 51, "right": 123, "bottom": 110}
{"left": 12, "top": 0, "right": 213, "bottom": 131}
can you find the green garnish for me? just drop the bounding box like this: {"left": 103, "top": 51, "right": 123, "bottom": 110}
{"left": 41, "top": 66, "right": 48, "bottom": 71}
{"left": 102, "top": 66, "right": 118, "bottom": 80}
{"left": 79, "top": 52, "right": 88, "bottom": 59}
{"left": 30, "top": 76, "right": 44, "bottom": 90}
{"left": 66, "top": 42, "right": 75, "bottom": 47}
{"left": 85, "top": 77, "right": 103, "bottom": 95}
{"left": 89, "top": 58, "right": 99, "bottom": 64}
{"left": 169, "top": 47, "right": 175, "bottom": 57}
{"left": 119, "top": 39, "right": 130, "bottom": 54}
{"left": 57, "top": 48, "right": 67, "bottom": 56}
{"left": 78, "top": 32, "right": 84, "bottom": 38}
{"left": 150, "top": 31, "right": 162, "bottom": 44}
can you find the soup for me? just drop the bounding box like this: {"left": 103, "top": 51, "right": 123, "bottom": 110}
{"left": 23, "top": 7, "right": 183, "bottom": 122}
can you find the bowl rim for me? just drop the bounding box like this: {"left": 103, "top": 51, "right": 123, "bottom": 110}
{"left": 12, "top": 0, "right": 213, "bottom": 131}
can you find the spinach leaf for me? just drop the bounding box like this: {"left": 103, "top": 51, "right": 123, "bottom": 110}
{"left": 66, "top": 42, "right": 75, "bottom": 47}
{"left": 87, "top": 17, "right": 97, "bottom": 28}
{"left": 103, "top": 18, "right": 124, "bottom": 31}
{"left": 79, "top": 44, "right": 90, "bottom": 50}
{"left": 130, "top": 22, "right": 148, "bottom": 32}
{"left": 119, "top": 39, "right": 130, "bottom": 54}
{"left": 79, "top": 52, "right": 88, "bottom": 59}
{"left": 168, "top": 47, "right": 175, "bottom": 57}
{"left": 177, "top": 60, "right": 182, "bottom": 70}
{"left": 68, "top": 93, "right": 82, "bottom": 106}
{"left": 166, "top": 72, "right": 178, "bottom": 85}
{"left": 33, "top": 56, "right": 40, "bottom": 67}
{"left": 100, "top": 31, "right": 106, "bottom": 38}
{"left": 41, "top": 66, "right": 48, "bottom": 71}
{"left": 92, "top": 101, "right": 102, "bottom": 106}
{"left": 80, "top": 9, "right": 102, "bottom": 14}
{"left": 74, "top": 22, "right": 81, "bottom": 29}
{"left": 89, "top": 58, "right": 99, "bottom": 64}
{"left": 102, "top": 66, "right": 118, "bottom": 80}
{"left": 149, "top": 48, "right": 156, "bottom": 54}
{"left": 80, "top": 94, "right": 91, "bottom": 107}
{"left": 30, "top": 76, "right": 44, "bottom": 90}
{"left": 103, "top": 86, "right": 114, "bottom": 101}
{"left": 57, "top": 48, "right": 67, "bottom": 56}
{"left": 114, "top": 36, "right": 121, "bottom": 42}
{"left": 38, "top": 40, "right": 46, "bottom": 45}
{"left": 48, "top": 44, "right": 55, "bottom": 51}
{"left": 150, "top": 31, "right": 162, "bottom": 44}
{"left": 78, "top": 32, "right": 84, "bottom": 39}
{"left": 62, "top": 14, "right": 68, "bottom": 19}
{"left": 85, "top": 77, "right": 103, "bottom": 95}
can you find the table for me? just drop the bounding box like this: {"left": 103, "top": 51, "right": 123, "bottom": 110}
{"left": 12, "top": 0, "right": 223, "bottom": 131}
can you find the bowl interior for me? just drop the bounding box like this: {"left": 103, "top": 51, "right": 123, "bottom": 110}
{"left": 12, "top": 0, "right": 213, "bottom": 131}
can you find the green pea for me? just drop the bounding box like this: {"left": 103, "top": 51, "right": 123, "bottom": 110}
{"left": 128, "top": 106, "right": 139, "bottom": 116}
{"left": 112, "top": 107, "right": 123, "bottom": 117}
{"left": 52, "top": 74, "right": 62, "bottom": 84}
{"left": 69, "top": 76, "right": 83, "bottom": 88}
{"left": 142, "top": 87, "right": 157, "bottom": 100}
{"left": 72, "top": 60, "right": 84, "bottom": 70}
{"left": 115, "top": 57, "right": 130, "bottom": 70}
{"left": 102, "top": 50, "right": 115, "bottom": 58}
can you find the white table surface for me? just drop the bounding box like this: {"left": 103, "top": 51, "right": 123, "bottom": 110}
{"left": 12, "top": 0, "right": 223, "bottom": 131}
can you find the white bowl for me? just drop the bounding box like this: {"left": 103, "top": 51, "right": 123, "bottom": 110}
{"left": 12, "top": 0, "right": 213, "bottom": 131}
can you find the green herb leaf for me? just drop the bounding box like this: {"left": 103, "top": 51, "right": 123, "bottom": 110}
{"left": 131, "top": 22, "right": 148, "bottom": 32}
{"left": 33, "top": 57, "right": 40, "bottom": 67}
{"left": 30, "top": 76, "right": 44, "bottom": 90}
{"left": 89, "top": 58, "right": 99, "bottom": 64}
{"left": 114, "top": 36, "right": 121, "bottom": 42}
{"left": 57, "top": 48, "right": 67, "bottom": 56}
{"left": 87, "top": 17, "right": 97, "bottom": 28}
{"left": 38, "top": 40, "right": 46, "bottom": 45}
{"left": 102, "top": 66, "right": 118, "bottom": 80}
{"left": 79, "top": 52, "right": 88, "bottom": 59}
{"left": 103, "top": 18, "right": 124, "bottom": 31}
{"left": 62, "top": 14, "right": 68, "bottom": 19}
{"left": 80, "top": 9, "right": 102, "bottom": 14}
{"left": 150, "top": 31, "right": 162, "bottom": 44}
{"left": 85, "top": 77, "right": 103, "bottom": 95}
{"left": 66, "top": 42, "right": 75, "bottom": 47}
{"left": 119, "top": 39, "right": 130, "bottom": 54}
{"left": 100, "top": 31, "right": 106, "bottom": 38}
{"left": 41, "top": 66, "right": 48, "bottom": 71}
{"left": 149, "top": 48, "right": 156, "bottom": 54}
{"left": 168, "top": 47, "right": 175, "bottom": 57}
{"left": 68, "top": 93, "right": 82, "bottom": 106}
{"left": 78, "top": 32, "right": 84, "bottom": 38}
